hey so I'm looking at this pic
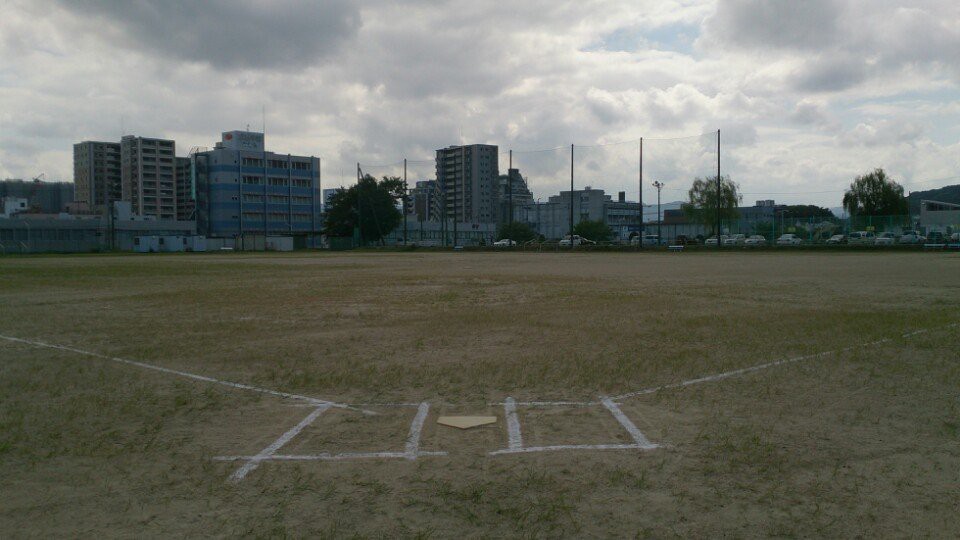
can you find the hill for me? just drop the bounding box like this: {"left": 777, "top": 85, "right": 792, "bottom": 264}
{"left": 907, "top": 184, "right": 960, "bottom": 214}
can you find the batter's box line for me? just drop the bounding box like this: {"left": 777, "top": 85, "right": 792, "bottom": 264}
{"left": 217, "top": 401, "right": 445, "bottom": 482}
{"left": 489, "top": 396, "right": 660, "bottom": 456}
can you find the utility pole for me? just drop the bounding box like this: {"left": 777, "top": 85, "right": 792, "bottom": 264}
{"left": 569, "top": 144, "right": 574, "bottom": 247}
{"left": 403, "top": 158, "right": 407, "bottom": 245}
{"left": 653, "top": 181, "right": 664, "bottom": 245}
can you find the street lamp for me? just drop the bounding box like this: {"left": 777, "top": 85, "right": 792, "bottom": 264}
{"left": 652, "top": 181, "right": 664, "bottom": 245}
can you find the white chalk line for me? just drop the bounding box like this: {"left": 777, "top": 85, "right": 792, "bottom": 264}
{"left": 0, "top": 334, "right": 372, "bottom": 415}
{"left": 608, "top": 323, "right": 958, "bottom": 402}
{"left": 216, "top": 451, "right": 447, "bottom": 462}
{"left": 229, "top": 405, "right": 329, "bottom": 482}
{"left": 490, "top": 395, "right": 659, "bottom": 456}
{"left": 217, "top": 400, "right": 445, "bottom": 471}
{"left": 600, "top": 397, "right": 658, "bottom": 449}
{"left": 504, "top": 397, "right": 523, "bottom": 450}
{"left": 404, "top": 402, "right": 432, "bottom": 460}
{"left": 490, "top": 444, "right": 649, "bottom": 455}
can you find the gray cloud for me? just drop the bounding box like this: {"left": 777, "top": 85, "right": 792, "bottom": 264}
{"left": 52, "top": 0, "right": 361, "bottom": 70}
{"left": 703, "top": 0, "right": 846, "bottom": 51}
{"left": 791, "top": 53, "right": 869, "bottom": 93}
{"left": 1, "top": 0, "right": 959, "bottom": 207}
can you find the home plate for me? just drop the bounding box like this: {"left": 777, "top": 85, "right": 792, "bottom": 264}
{"left": 437, "top": 416, "right": 498, "bottom": 429}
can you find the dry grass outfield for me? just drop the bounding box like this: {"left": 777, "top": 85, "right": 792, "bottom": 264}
{"left": 1, "top": 251, "right": 959, "bottom": 536}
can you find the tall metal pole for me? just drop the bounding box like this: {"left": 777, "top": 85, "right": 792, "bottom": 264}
{"left": 356, "top": 163, "right": 362, "bottom": 246}
{"left": 403, "top": 158, "right": 408, "bottom": 245}
{"left": 454, "top": 146, "right": 461, "bottom": 247}
{"left": 569, "top": 143, "right": 574, "bottom": 247}
{"left": 653, "top": 181, "right": 664, "bottom": 245}
{"left": 638, "top": 138, "right": 643, "bottom": 250}
{"left": 716, "top": 129, "right": 721, "bottom": 247}
{"left": 508, "top": 149, "right": 513, "bottom": 239}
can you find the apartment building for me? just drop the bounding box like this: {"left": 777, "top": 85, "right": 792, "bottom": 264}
{"left": 497, "top": 168, "right": 534, "bottom": 223}
{"left": 193, "top": 130, "right": 321, "bottom": 239}
{"left": 121, "top": 136, "right": 177, "bottom": 220}
{"left": 435, "top": 144, "right": 499, "bottom": 224}
{"left": 73, "top": 141, "right": 121, "bottom": 211}
{"left": 175, "top": 157, "right": 194, "bottom": 221}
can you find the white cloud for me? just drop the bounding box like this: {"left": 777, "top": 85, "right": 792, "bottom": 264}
{"left": 0, "top": 0, "right": 958, "bottom": 208}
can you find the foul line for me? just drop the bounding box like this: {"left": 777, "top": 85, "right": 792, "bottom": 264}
{"left": 609, "top": 323, "right": 958, "bottom": 401}
{"left": 0, "top": 334, "right": 372, "bottom": 415}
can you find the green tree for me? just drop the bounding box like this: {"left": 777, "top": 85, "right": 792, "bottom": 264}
{"left": 682, "top": 175, "right": 742, "bottom": 235}
{"left": 573, "top": 219, "right": 612, "bottom": 242}
{"left": 324, "top": 175, "right": 404, "bottom": 245}
{"left": 780, "top": 205, "right": 835, "bottom": 219}
{"left": 497, "top": 221, "right": 537, "bottom": 243}
{"left": 842, "top": 168, "right": 908, "bottom": 216}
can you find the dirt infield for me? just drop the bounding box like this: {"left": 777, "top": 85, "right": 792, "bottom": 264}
{"left": 1, "top": 251, "right": 958, "bottom": 536}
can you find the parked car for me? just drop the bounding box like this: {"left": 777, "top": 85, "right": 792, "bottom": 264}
{"left": 492, "top": 239, "right": 516, "bottom": 247}
{"left": 559, "top": 235, "right": 595, "bottom": 247}
{"left": 826, "top": 234, "right": 846, "bottom": 244}
{"left": 776, "top": 233, "right": 802, "bottom": 246}
{"left": 674, "top": 234, "right": 698, "bottom": 246}
{"left": 926, "top": 231, "right": 946, "bottom": 244}
{"left": 950, "top": 232, "right": 960, "bottom": 242}
{"left": 847, "top": 231, "right": 876, "bottom": 245}
{"left": 722, "top": 234, "right": 746, "bottom": 246}
{"left": 744, "top": 235, "right": 768, "bottom": 246}
{"left": 874, "top": 232, "right": 896, "bottom": 245}
{"left": 704, "top": 235, "right": 728, "bottom": 246}
{"left": 897, "top": 232, "right": 926, "bottom": 244}
{"left": 631, "top": 234, "right": 662, "bottom": 246}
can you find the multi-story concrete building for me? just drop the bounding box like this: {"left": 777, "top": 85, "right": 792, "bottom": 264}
{"left": 73, "top": 141, "right": 121, "bottom": 212}
{"left": 497, "top": 168, "right": 534, "bottom": 223}
{"left": 408, "top": 180, "right": 443, "bottom": 223}
{"left": 193, "top": 130, "right": 321, "bottom": 240}
{"left": 522, "top": 186, "right": 642, "bottom": 241}
{"left": 435, "top": 144, "right": 499, "bottom": 224}
{"left": 120, "top": 136, "right": 177, "bottom": 220}
{"left": 175, "top": 157, "right": 194, "bottom": 221}
{"left": 0, "top": 178, "right": 74, "bottom": 214}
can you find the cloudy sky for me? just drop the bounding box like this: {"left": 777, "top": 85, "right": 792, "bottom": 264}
{"left": 1, "top": 0, "right": 958, "bottom": 207}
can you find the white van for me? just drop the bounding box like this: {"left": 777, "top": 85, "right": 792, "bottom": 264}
{"left": 848, "top": 231, "right": 875, "bottom": 245}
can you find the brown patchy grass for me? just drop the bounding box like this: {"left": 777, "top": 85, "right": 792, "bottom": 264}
{"left": 0, "top": 251, "right": 958, "bottom": 537}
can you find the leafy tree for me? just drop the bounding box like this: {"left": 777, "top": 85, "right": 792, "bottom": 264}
{"left": 780, "top": 205, "right": 835, "bottom": 219}
{"left": 842, "top": 169, "right": 908, "bottom": 216}
{"left": 324, "top": 175, "right": 404, "bottom": 245}
{"left": 573, "top": 219, "right": 612, "bottom": 242}
{"left": 682, "top": 175, "right": 742, "bottom": 235}
{"left": 497, "top": 221, "right": 537, "bottom": 243}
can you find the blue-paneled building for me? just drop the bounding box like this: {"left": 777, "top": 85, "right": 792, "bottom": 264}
{"left": 193, "top": 131, "right": 321, "bottom": 240}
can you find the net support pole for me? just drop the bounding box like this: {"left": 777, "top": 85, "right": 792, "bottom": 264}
{"left": 356, "top": 162, "right": 362, "bottom": 247}
{"left": 569, "top": 143, "right": 574, "bottom": 247}
{"left": 638, "top": 137, "right": 643, "bottom": 251}
{"left": 716, "top": 129, "right": 721, "bottom": 246}
{"left": 454, "top": 146, "right": 461, "bottom": 247}
{"left": 508, "top": 149, "right": 513, "bottom": 240}
{"left": 403, "top": 158, "right": 407, "bottom": 245}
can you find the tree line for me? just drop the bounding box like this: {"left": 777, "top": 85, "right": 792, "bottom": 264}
{"left": 323, "top": 169, "right": 911, "bottom": 243}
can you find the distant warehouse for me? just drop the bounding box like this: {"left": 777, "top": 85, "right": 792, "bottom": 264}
{"left": 192, "top": 131, "right": 322, "bottom": 247}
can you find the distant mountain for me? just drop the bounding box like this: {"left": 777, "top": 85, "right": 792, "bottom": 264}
{"left": 907, "top": 184, "right": 960, "bottom": 215}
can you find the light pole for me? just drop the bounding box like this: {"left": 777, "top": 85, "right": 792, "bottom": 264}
{"left": 652, "top": 181, "right": 664, "bottom": 245}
